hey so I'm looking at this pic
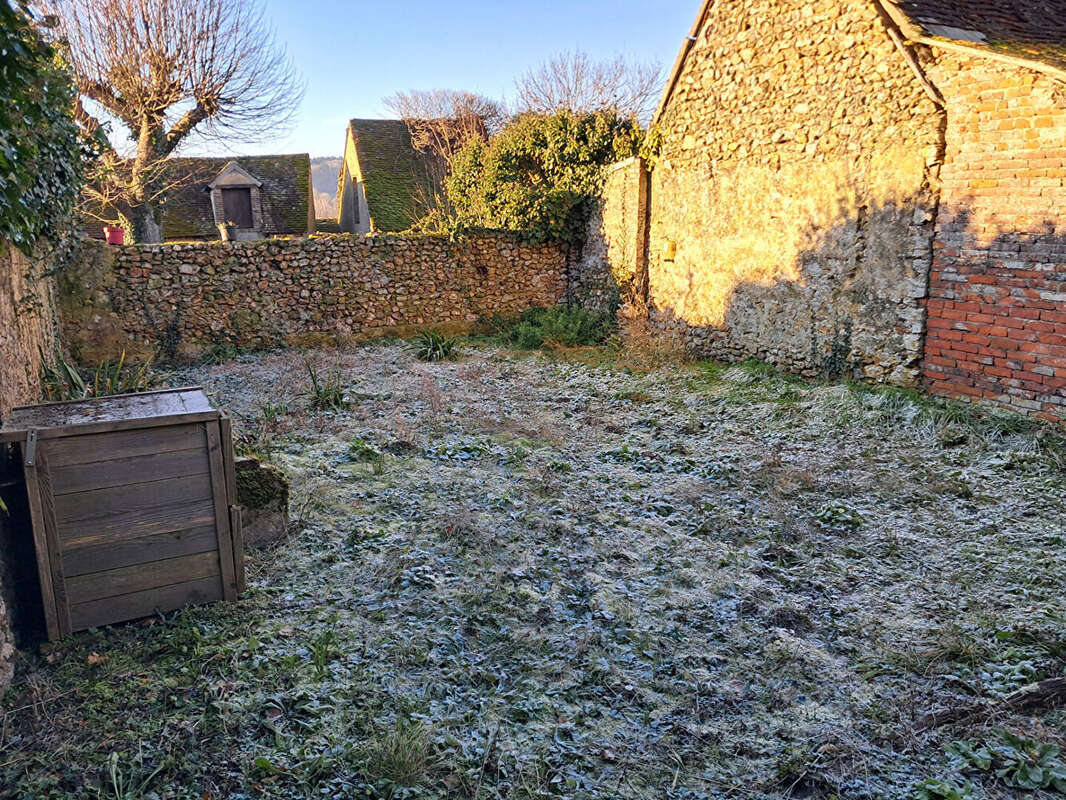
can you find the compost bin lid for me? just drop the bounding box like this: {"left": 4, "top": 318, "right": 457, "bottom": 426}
{"left": 0, "top": 387, "right": 218, "bottom": 441}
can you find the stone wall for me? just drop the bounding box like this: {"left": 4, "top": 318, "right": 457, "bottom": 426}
{"left": 646, "top": 0, "right": 944, "bottom": 384}
{"left": 0, "top": 245, "right": 59, "bottom": 417}
{"left": 571, "top": 157, "right": 648, "bottom": 313}
{"left": 0, "top": 242, "right": 61, "bottom": 688}
{"left": 921, "top": 54, "right": 1066, "bottom": 421}
{"left": 61, "top": 232, "right": 568, "bottom": 363}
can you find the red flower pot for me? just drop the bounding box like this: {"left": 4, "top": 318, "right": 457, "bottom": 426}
{"left": 103, "top": 226, "right": 125, "bottom": 245}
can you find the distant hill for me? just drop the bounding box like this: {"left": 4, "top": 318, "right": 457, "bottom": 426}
{"left": 311, "top": 157, "right": 342, "bottom": 219}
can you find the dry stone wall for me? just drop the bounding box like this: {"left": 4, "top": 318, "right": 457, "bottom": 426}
{"left": 646, "top": 0, "right": 944, "bottom": 384}
{"left": 922, "top": 54, "right": 1066, "bottom": 422}
{"left": 571, "top": 158, "right": 648, "bottom": 313}
{"left": 61, "top": 233, "right": 568, "bottom": 363}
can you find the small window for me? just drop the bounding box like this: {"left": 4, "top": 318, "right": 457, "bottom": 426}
{"left": 221, "top": 187, "right": 254, "bottom": 228}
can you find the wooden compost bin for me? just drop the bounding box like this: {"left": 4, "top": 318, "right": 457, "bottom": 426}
{"left": 0, "top": 388, "right": 244, "bottom": 640}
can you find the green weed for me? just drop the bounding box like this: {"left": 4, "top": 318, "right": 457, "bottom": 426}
{"left": 41, "top": 348, "right": 162, "bottom": 401}
{"left": 494, "top": 306, "right": 615, "bottom": 349}
{"left": 305, "top": 360, "right": 349, "bottom": 410}
{"left": 413, "top": 331, "right": 459, "bottom": 362}
{"left": 950, "top": 729, "right": 1066, "bottom": 793}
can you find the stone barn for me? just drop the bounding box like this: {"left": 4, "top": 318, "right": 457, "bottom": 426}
{"left": 621, "top": 0, "right": 1066, "bottom": 420}
{"left": 337, "top": 119, "right": 441, "bottom": 234}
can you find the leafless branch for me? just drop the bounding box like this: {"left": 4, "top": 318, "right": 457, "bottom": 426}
{"left": 515, "top": 50, "right": 663, "bottom": 123}
{"left": 39, "top": 0, "right": 304, "bottom": 240}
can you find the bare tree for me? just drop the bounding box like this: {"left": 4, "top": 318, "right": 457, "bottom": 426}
{"left": 42, "top": 0, "right": 303, "bottom": 242}
{"left": 515, "top": 51, "right": 662, "bottom": 122}
{"left": 383, "top": 89, "right": 505, "bottom": 221}
{"left": 384, "top": 89, "right": 505, "bottom": 163}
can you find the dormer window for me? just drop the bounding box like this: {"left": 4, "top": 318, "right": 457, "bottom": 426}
{"left": 221, "top": 187, "right": 254, "bottom": 228}
{"left": 208, "top": 161, "right": 264, "bottom": 237}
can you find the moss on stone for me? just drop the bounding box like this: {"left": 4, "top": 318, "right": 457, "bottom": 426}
{"left": 235, "top": 458, "right": 289, "bottom": 511}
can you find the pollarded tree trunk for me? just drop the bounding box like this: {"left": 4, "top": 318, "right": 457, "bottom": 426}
{"left": 120, "top": 202, "right": 163, "bottom": 244}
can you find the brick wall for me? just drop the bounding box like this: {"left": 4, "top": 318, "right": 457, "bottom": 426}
{"left": 60, "top": 232, "right": 568, "bottom": 363}
{"left": 646, "top": 0, "right": 944, "bottom": 385}
{"left": 922, "top": 55, "right": 1066, "bottom": 421}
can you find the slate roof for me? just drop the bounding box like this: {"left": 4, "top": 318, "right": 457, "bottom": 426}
{"left": 80, "top": 154, "right": 313, "bottom": 240}
{"left": 162, "top": 154, "right": 313, "bottom": 239}
{"left": 347, "top": 119, "right": 441, "bottom": 232}
{"left": 879, "top": 0, "right": 1066, "bottom": 75}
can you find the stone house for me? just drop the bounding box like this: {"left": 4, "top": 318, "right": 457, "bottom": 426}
{"left": 86, "top": 154, "right": 316, "bottom": 242}
{"left": 608, "top": 0, "right": 1066, "bottom": 420}
{"left": 337, "top": 119, "right": 441, "bottom": 234}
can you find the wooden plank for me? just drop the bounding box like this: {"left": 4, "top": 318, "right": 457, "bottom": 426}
{"left": 17, "top": 411, "right": 219, "bottom": 442}
{"left": 20, "top": 448, "right": 60, "bottom": 641}
{"left": 45, "top": 423, "right": 206, "bottom": 468}
{"left": 229, "top": 505, "right": 246, "bottom": 593}
{"left": 54, "top": 474, "right": 213, "bottom": 528}
{"left": 205, "top": 422, "right": 238, "bottom": 601}
{"left": 220, "top": 415, "right": 237, "bottom": 504}
{"left": 3, "top": 388, "right": 213, "bottom": 438}
{"left": 66, "top": 551, "right": 220, "bottom": 605}
{"left": 50, "top": 448, "right": 210, "bottom": 495}
{"left": 62, "top": 526, "right": 219, "bottom": 577}
{"left": 68, "top": 575, "right": 223, "bottom": 632}
{"left": 59, "top": 499, "right": 217, "bottom": 549}
{"left": 34, "top": 448, "right": 72, "bottom": 637}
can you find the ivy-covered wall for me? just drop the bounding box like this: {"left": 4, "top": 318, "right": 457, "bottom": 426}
{"left": 0, "top": 3, "right": 86, "bottom": 688}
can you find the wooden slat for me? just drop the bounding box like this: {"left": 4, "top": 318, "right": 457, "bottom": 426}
{"left": 63, "top": 526, "right": 219, "bottom": 577}
{"left": 34, "top": 449, "right": 72, "bottom": 637}
{"left": 44, "top": 423, "right": 206, "bottom": 468}
{"left": 229, "top": 505, "right": 246, "bottom": 593}
{"left": 3, "top": 388, "right": 214, "bottom": 440}
{"left": 59, "top": 499, "right": 217, "bottom": 549}
{"left": 26, "top": 411, "right": 220, "bottom": 441}
{"left": 54, "top": 474, "right": 213, "bottom": 528}
{"left": 66, "top": 551, "right": 220, "bottom": 604}
{"left": 205, "top": 422, "right": 238, "bottom": 601}
{"left": 69, "top": 575, "right": 223, "bottom": 632}
{"left": 20, "top": 449, "right": 61, "bottom": 641}
{"left": 50, "top": 448, "right": 210, "bottom": 495}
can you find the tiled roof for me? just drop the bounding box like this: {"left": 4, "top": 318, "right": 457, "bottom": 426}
{"left": 348, "top": 119, "right": 440, "bottom": 232}
{"left": 162, "top": 154, "right": 313, "bottom": 239}
{"left": 880, "top": 0, "right": 1066, "bottom": 74}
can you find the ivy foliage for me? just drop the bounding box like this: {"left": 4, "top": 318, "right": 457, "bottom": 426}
{"left": 444, "top": 109, "right": 642, "bottom": 244}
{"left": 0, "top": 3, "right": 88, "bottom": 253}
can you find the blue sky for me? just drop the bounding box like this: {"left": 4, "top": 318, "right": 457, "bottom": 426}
{"left": 237, "top": 0, "right": 697, "bottom": 158}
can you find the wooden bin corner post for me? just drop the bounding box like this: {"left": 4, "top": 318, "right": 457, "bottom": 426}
{"left": 205, "top": 419, "right": 239, "bottom": 601}
{"left": 219, "top": 414, "right": 246, "bottom": 593}
{"left": 19, "top": 429, "right": 67, "bottom": 640}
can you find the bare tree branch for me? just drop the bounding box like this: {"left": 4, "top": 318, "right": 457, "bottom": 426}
{"left": 515, "top": 51, "right": 663, "bottom": 123}
{"left": 383, "top": 89, "right": 505, "bottom": 221}
{"left": 40, "top": 0, "right": 304, "bottom": 241}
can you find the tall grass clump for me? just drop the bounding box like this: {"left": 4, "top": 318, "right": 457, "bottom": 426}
{"left": 40, "top": 348, "right": 164, "bottom": 401}
{"left": 497, "top": 306, "right": 615, "bottom": 349}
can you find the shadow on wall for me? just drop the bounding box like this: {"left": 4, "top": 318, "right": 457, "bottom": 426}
{"left": 643, "top": 196, "right": 1066, "bottom": 419}
{"left": 922, "top": 204, "right": 1066, "bottom": 421}
{"left": 646, "top": 192, "right": 935, "bottom": 386}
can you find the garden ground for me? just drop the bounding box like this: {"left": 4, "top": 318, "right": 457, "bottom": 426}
{"left": 2, "top": 341, "right": 1065, "bottom": 799}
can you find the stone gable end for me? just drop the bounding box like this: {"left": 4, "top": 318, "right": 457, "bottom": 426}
{"left": 645, "top": 0, "right": 945, "bottom": 385}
